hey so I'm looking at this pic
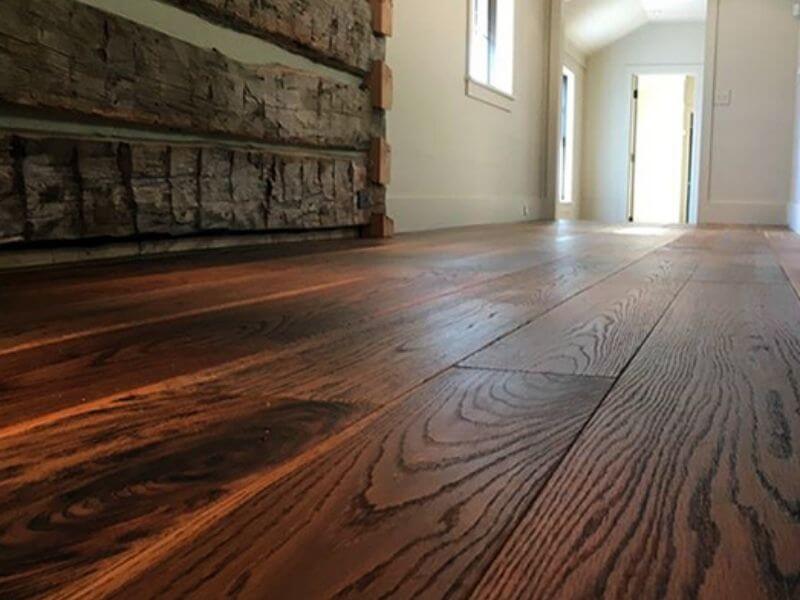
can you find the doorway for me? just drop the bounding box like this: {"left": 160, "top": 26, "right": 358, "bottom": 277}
{"left": 628, "top": 73, "right": 698, "bottom": 225}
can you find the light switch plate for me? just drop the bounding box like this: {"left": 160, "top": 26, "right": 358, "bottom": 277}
{"left": 714, "top": 90, "right": 732, "bottom": 106}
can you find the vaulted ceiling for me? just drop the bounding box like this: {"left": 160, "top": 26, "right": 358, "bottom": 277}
{"left": 564, "top": 0, "right": 707, "bottom": 56}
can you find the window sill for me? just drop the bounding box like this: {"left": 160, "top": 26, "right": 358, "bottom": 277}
{"left": 465, "top": 78, "right": 515, "bottom": 112}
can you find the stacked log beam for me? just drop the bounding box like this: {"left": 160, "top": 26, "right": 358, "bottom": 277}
{"left": 0, "top": 0, "right": 393, "bottom": 246}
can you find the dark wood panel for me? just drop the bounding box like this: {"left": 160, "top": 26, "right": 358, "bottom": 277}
{"left": 163, "top": 0, "right": 381, "bottom": 75}
{"left": 0, "top": 0, "right": 378, "bottom": 149}
{"left": 77, "top": 369, "right": 612, "bottom": 599}
{"left": 475, "top": 282, "right": 800, "bottom": 599}
{"left": 0, "top": 395, "right": 370, "bottom": 599}
{"left": 462, "top": 271, "right": 688, "bottom": 377}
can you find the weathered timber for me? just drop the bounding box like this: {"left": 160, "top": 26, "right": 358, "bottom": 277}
{"left": 361, "top": 213, "right": 394, "bottom": 238}
{"left": 368, "top": 61, "right": 393, "bottom": 110}
{"left": 0, "top": 136, "right": 24, "bottom": 243}
{"left": 163, "top": 0, "right": 383, "bottom": 75}
{"left": 0, "top": 0, "right": 379, "bottom": 149}
{"left": 1, "top": 135, "right": 372, "bottom": 242}
{"left": 369, "top": 137, "right": 391, "bottom": 185}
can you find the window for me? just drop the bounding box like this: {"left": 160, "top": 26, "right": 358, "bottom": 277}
{"left": 468, "top": 0, "right": 515, "bottom": 96}
{"left": 559, "top": 66, "right": 576, "bottom": 204}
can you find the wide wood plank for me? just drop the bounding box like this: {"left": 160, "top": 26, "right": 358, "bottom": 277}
{"left": 0, "top": 230, "right": 670, "bottom": 429}
{"left": 474, "top": 282, "right": 800, "bottom": 599}
{"left": 765, "top": 229, "right": 800, "bottom": 297}
{"left": 73, "top": 369, "right": 612, "bottom": 599}
{"left": 0, "top": 395, "right": 371, "bottom": 599}
{"left": 462, "top": 258, "right": 692, "bottom": 377}
{"left": 0, "top": 222, "right": 686, "bottom": 599}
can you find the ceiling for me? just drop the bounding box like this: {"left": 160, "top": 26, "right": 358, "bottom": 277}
{"left": 564, "top": 0, "right": 707, "bottom": 56}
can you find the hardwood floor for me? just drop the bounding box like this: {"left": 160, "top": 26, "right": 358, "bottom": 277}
{"left": 0, "top": 222, "right": 798, "bottom": 599}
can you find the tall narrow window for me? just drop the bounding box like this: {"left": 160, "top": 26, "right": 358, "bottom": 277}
{"left": 468, "top": 0, "right": 515, "bottom": 96}
{"left": 559, "top": 66, "right": 576, "bottom": 204}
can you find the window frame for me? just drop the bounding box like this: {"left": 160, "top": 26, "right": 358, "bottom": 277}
{"left": 466, "top": 0, "right": 516, "bottom": 108}
{"left": 559, "top": 66, "right": 577, "bottom": 205}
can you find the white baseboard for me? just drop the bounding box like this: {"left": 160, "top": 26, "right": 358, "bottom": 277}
{"left": 387, "top": 195, "right": 551, "bottom": 233}
{"left": 700, "top": 202, "right": 789, "bottom": 226}
{"left": 788, "top": 202, "right": 800, "bottom": 234}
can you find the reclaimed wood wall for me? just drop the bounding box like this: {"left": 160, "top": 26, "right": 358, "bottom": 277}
{"left": 0, "top": 0, "right": 393, "bottom": 246}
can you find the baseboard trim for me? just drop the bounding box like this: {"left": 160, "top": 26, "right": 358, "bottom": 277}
{"left": 788, "top": 202, "right": 800, "bottom": 234}
{"left": 700, "top": 201, "right": 789, "bottom": 226}
{"left": 388, "top": 195, "right": 549, "bottom": 233}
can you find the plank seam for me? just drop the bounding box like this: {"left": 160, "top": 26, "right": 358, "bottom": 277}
{"left": 453, "top": 364, "right": 616, "bottom": 381}
{"left": 466, "top": 246, "right": 699, "bottom": 599}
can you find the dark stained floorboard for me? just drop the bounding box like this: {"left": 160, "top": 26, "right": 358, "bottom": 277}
{"left": 86, "top": 369, "right": 613, "bottom": 600}
{"left": 0, "top": 223, "right": 798, "bottom": 600}
{"left": 472, "top": 281, "right": 800, "bottom": 600}
{"left": 461, "top": 254, "right": 695, "bottom": 377}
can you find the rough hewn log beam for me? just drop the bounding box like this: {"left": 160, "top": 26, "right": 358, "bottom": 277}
{"left": 0, "top": 135, "right": 374, "bottom": 243}
{"left": 0, "top": 0, "right": 380, "bottom": 150}
{"left": 163, "top": 0, "right": 383, "bottom": 75}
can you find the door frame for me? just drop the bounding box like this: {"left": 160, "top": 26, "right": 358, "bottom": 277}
{"left": 624, "top": 64, "right": 704, "bottom": 224}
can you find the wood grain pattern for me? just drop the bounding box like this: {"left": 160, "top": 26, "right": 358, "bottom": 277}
{"left": 462, "top": 266, "right": 691, "bottom": 377}
{"left": 765, "top": 230, "right": 800, "bottom": 297}
{"left": 100, "top": 369, "right": 613, "bottom": 599}
{"left": 2, "top": 224, "right": 794, "bottom": 600}
{"left": 0, "top": 0, "right": 378, "bottom": 149}
{"left": 0, "top": 135, "right": 374, "bottom": 241}
{"left": 0, "top": 228, "right": 666, "bottom": 431}
{"left": 0, "top": 396, "right": 367, "bottom": 599}
{"left": 474, "top": 282, "right": 800, "bottom": 599}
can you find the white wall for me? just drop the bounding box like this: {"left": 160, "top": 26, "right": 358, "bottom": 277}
{"left": 580, "top": 22, "right": 706, "bottom": 223}
{"left": 702, "top": 0, "right": 799, "bottom": 225}
{"left": 386, "top": 0, "right": 551, "bottom": 232}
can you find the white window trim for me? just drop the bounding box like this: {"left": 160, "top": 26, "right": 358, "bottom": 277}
{"left": 559, "top": 66, "right": 576, "bottom": 204}
{"left": 465, "top": 77, "right": 514, "bottom": 112}
{"left": 465, "top": 0, "right": 516, "bottom": 110}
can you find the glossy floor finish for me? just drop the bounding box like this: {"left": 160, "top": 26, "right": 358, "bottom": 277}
{"left": 1, "top": 222, "right": 799, "bottom": 599}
